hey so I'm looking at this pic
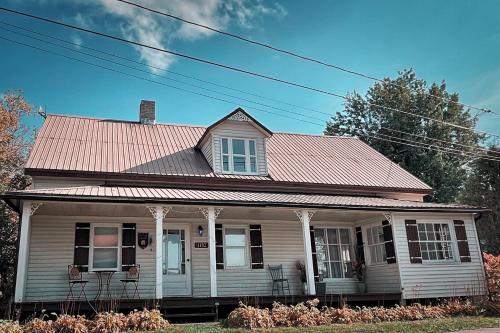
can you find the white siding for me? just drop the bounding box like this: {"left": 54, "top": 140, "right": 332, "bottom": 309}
{"left": 32, "top": 177, "right": 103, "bottom": 189}
{"left": 392, "top": 213, "right": 486, "bottom": 299}
{"left": 200, "top": 136, "right": 214, "bottom": 169}
{"left": 210, "top": 121, "right": 268, "bottom": 176}
{"left": 25, "top": 216, "right": 156, "bottom": 302}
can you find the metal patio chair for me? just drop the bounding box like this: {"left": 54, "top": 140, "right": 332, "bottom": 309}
{"left": 268, "top": 264, "right": 290, "bottom": 296}
{"left": 66, "top": 265, "right": 89, "bottom": 302}
{"left": 120, "top": 264, "right": 141, "bottom": 299}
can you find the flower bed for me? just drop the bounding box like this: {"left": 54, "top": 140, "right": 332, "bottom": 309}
{"left": 2, "top": 309, "right": 170, "bottom": 333}
{"left": 226, "top": 299, "right": 478, "bottom": 329}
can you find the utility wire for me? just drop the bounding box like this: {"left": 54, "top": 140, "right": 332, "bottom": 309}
{"left": 0, "top": 25, "right": 326, "bottom": 122}
{"left": 1, "top": 6, "right": 499, "bottom": 140}
{"left": 0, "top": 20, "right": 329, "bottom": 117}
{"left": 4, "top": 20, "right": 497, "bottom": 159}
{"left": 0, "top": 35, "right": 323, "bottom": 127}
{"left": 2, "top": 34, "right": 498, "bottom": 163}
{"left": 115, "top": 0, "right": 499, "bottom": 116}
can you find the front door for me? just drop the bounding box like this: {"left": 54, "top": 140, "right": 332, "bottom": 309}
{"left": 162, "top": 225, "right": 192, "bottom": 296}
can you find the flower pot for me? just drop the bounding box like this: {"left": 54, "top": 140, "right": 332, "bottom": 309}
{"left": 315, "top": 282, "right": 326, "bottom": 295}
{"left": 357, "top": 282, "right": 367, "bottom": 293}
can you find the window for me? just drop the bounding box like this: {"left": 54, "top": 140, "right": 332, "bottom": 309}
{"left": 221, "top": 137, "right": 257, "bottom": 174}
{"left": 366, "top": 225, "right": 387, "bottom": 264}
{"left": 224, "top": 227, "right": 248, "bottom": 268}
{"left": 91, "top": 225, "right": 120, "bottom": 271}
{"left": 417, "top": 223, "right": 454, "bottom": 261}
{"left": 163, "top": 229, "right": 186, "bottom": 275}
{"left": 314, "top": 228, "right": 353, "bottom": 278}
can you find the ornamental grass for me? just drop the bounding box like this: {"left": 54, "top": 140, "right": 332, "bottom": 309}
{"left": 0, "top": 320, "right": 23, "bottom": 333}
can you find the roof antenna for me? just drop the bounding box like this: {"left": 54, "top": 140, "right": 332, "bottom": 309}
{"left": 37, "top": 106, "right": 47, "bottom": 119}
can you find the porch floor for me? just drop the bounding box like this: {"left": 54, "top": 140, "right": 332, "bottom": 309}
{"left": 16, "top": 293, "right": 401, "bottom": 322}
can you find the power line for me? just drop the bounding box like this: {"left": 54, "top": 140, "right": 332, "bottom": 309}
{"left": 2, "top": 35, "right": 498, "bottom": 163}
{"left": 0, "top": 20, "right": 330, "bottom": 117}
{"left": 115, "top": 0, "right": 500, "bottom": 117}
{"left": 0, "top": 24, "right": 327, "bottom": 123}
{"left": 0, "top": 35, "right": 324, "bottom": 127}
{"left": 1, "top": 7, "right": 499, "bottom": 140}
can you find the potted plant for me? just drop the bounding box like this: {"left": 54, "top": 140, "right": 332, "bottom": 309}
{"left": 352, "top": 260, "right": 367, "bottom": 293}
{"left": 296, "top": 262, "right": 307, "bottom": 295}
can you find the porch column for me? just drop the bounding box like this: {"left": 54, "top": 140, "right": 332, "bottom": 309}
{"left": 200, "top": 207, "right": 222, "bottom": 297}
{"left": 15, "top": 201, "right": 42, "bottom": 302}
{"left": 147, "top": 206, "right": 171, "bottom": 299}
{"left": 296, "top": 209, "right": 316, "bottom": 296}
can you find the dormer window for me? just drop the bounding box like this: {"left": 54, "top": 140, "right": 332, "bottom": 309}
{"left": 221, "top": 137, "right": 257, "bottom": 174}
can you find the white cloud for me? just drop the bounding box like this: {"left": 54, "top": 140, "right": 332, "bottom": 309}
{"left": 70, "top": 34, "right": 83, "bottom": 49}
{"left": 84, "top": 0, "right": 287, "bottom": 73}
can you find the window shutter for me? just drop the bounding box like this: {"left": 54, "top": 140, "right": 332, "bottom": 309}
{"left": 249, "top": 225, "right": 264, "bottom": 269}
{"left": 122, "top": 223, "right": 136, "bottom": 271}
{"left": 405, "top": 220, "right": 422, "bottom": 264}
{"left": 382, "top": 220, "right": 397, "bottom": 264}
{"left": 309, "top": 226, "right": 319, "bottom": 282}
{"left": 74, "top": 223, "right": 90, "bottom": 272}
{"left": 215, "top": 224, "right": 224, "bottom": 269}
{"left": 453, "top": 220, "right": 471, "bottom": 262}
{"left": 355, "top": 226, "right": 365, "bottom": 263}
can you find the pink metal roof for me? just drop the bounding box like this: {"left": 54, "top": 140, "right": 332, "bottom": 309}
{"left": 3, "top": 186, "right": 481, "bottom": 212}
{"left": 25, "top": 114, "right": 431, "bottom": 192}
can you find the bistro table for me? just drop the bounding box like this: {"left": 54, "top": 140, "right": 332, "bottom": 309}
{"left": 94, "top": 270, "right": 116, "bottom": 300}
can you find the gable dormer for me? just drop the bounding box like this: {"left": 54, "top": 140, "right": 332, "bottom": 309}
{"left": 196, "top": 108, "right": 272, "bottom": 176}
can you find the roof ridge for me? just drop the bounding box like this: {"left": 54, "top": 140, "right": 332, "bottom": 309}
{"left": 274, "top": 131, "right": 359, "bottom": 139}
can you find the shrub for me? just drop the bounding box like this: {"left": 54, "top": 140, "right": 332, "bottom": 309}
{"left": 483, "top": 252, "right": 500, "bottom": 300}
{"left": 126, "top": 309, "right": 170, "bottom": 331}
{"left": 52, "top": 315, "right": 89, "bottom": 333}
{"left": 0, "top": 320, "right": 23, "bottom": 333}
{"left": 226, "top": 302, "right": 274, "bottom": 329}
{"left": 88, "top": 312, "right": 126, "bottom": 333}
{"left": 23, "top": 318, "right": 55, "bottom": 333}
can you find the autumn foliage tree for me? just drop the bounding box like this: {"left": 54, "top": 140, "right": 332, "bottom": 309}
{"left": 0, "top": 91, "right": 33, "bottom": 307}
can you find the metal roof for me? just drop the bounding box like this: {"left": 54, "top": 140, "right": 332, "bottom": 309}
{"left": 1, "top": 186, "right": 483, "bottom": 213}
{"left": 25, "top": 113, "right": 432, "bottom": 192}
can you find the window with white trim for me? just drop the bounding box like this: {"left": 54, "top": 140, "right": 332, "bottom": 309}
{"left": 314, "top": 228, "right": 353, "bottom": 278}
{"left": 366, "top": 225, "right": 387, "bottom": 264}
{"left": 221, "top": 137, "right": 257, "bottom": 174}
{"left": 90, "top": 225, "right": 120, "bottom": 271}
{"left": 417, "top": 223, "right": 454, "bottom": 261}
{"left": 224, "top": 227, "right": 249, "bottom": 268}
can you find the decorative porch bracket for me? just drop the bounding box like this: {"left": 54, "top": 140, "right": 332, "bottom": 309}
{"left": 295, "top": 209, "right": 316, "bottom": 296}
{"left": 15, "top": 201, "right": 42, "bottom": 302}
{"left": 383, "top": 212, "right": 393, "bottom": 224}
{"left": 146, "top": 206, "right": 171, "bottom": 299}
{"left": 199, "top": 207, "right": 223, "bottom": 297}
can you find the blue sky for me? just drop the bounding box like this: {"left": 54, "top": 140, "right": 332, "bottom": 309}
{"left": 1, "top": 0, "right": 500, "bottom": 137}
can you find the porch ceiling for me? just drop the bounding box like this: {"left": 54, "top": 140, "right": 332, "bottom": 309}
{"left": 1, "top": 185, "right": 486, "bottom": 214}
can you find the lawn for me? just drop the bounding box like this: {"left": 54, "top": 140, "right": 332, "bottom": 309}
{"left": 160, "top": 316, "right": 500, "bottom": 333}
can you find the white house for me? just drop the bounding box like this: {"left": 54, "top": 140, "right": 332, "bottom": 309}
{"left": 1, "top": 101, "right": 487, "bottom": 313}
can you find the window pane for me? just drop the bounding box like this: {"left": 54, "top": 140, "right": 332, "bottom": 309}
{"left": 250, "top": 157, "right": 257, "bottom": 173}
{"left": 233, "top": 156, "right": 246, "bottom": 172}
{"left": 327, "top": 229, "right": 338, "bottom": 244}
{"left": 94, "top": 227, "right": 118, "bottom": 247}
{"left": 249, "top": 140, "right": 256, "bottom": 155}
{"left": 340, "top": 229, "right": 351, "bottom": 244}
{"left": 225, "top": 229, "right": 246, "bottom": 246}
{"left": 222, "top": 138, "right": 228, "bottom": 154}
{"left": 226, "top": 248, "right": 246, "bottom": 267}
{"left": 341, "top": 245, "right": 352, "bottom": 263}
{"left": 344, "top": 262, "right": 353, "bottom": 278}
{"left": 93, "top": 248, "right": 118, "bottom": 269}
{"left": 318, "top": 260, "right": 330, "bottom": 278}
{"left": 232, "top": 139, "right": 245, "bottom": 155}
{"left": 329, "top": 245, "right": 341, "bottom": 261}
{"left": 222, "top": 155, "right": 230, "bottom": 171}
{"left": 316, "top": 244, "right": 328, "bottom": 263}
{"left": 330, "top": 262, "right": 342, "bottom": 278}
{"left": 167, "top": 232, "right": 181, "bottom": 275}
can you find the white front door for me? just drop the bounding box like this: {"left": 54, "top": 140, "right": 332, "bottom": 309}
{"left": 162, "top": 224, "right": 192, "bottom": 296}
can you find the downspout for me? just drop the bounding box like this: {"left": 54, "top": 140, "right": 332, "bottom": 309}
{"left": 472, "top": 212, "right": 489, "bottom": 299}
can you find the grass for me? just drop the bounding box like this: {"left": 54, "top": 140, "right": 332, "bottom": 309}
{"left": 158, "top": 316, "right": 500, "bottom": 333}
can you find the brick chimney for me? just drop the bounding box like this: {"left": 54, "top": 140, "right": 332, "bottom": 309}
{"left": 139, "top": 100, "right": 156, "bottom": 124}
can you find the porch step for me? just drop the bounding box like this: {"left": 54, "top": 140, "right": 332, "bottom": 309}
{"left": 161, "top": 303, "right": 218, "bottom": 323}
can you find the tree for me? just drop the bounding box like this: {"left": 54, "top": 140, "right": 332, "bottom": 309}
{"left": 0, "top": 91, "right": 33, "bottom": 308}
{"left": 460, "top": 148, "right": 500, "bottom": 254}
{"left": 325, "top": 69, "right": 482, "bottom": 203}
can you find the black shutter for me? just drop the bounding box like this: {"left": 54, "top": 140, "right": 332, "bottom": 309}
{"left": 122, "top": 223, "right": 136, "bottom": 271}
{"left": 453, "top": 220, "right": 471, "bottom": 263}
{"left": 74, "top": 223, "right": 90, "bottom": 272}
{"left": 249, "top": 225, "right": 264, "bottom": 269}
{"left": 405, "top": 220, "right": 422, "bottom": 264}
{"left": 215, "top": 224, "right": 224, "bottom": 269}
{"left": 355, "top": 227, "right": 365, "bottom": 263}
{"left": 310, "top": 226, "right": 319, "bottom": 282}
{"left": 382, "top": 220, "right": 397, "bottom": 264}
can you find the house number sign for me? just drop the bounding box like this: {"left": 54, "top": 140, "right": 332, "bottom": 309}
{"left": 194, "top": 242, "right": 208, "bottom": 249}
